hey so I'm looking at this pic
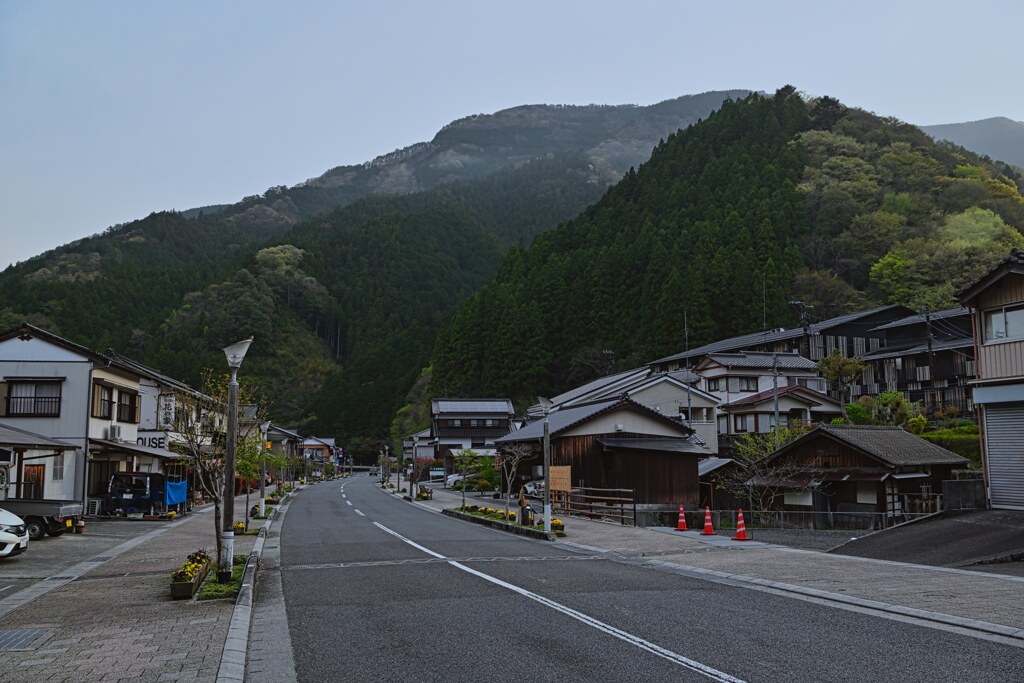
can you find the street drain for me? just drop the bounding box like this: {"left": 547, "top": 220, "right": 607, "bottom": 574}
{"left": 0, "top": 628, "right": 51, "bottom": 651}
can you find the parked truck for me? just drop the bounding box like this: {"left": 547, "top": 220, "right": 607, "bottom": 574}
{"left": 0, "top": 499, "right": 84, "bottom": 541}
{"left": 104, "top": 472, "right": 166, "bottom": 516}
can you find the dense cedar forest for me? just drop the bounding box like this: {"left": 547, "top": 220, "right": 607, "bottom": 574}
{"left": 430, "top": 88, "right": 1024, "bottom": 408}
{"left": 3, "top": 87, "right": 1023, "bottom": 456}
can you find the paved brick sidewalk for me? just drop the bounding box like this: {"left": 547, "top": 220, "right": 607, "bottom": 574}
{"left": 0, "top": 499, "right": 265, "bottom": 683}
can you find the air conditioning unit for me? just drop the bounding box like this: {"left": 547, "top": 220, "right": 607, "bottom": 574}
{"left": 87, "top": 498, "right": 102, "bottom": 516}
{"left": 106, "top": 425, "right": 123, "bottom": 441}
{"left": 614, "top": 424, "right": 625, "bottom": 432}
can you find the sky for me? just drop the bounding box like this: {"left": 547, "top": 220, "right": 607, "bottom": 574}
{"left": 2, "top": 1, "right": 1022, "bottom": 268}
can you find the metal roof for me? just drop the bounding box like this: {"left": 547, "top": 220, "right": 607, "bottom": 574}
{"left": 651, "top": 305, "right": 911, "bottom": 365}
{"left": 860, "top": 337, "right": 974, "bottom": 361}
{"left": 698, "top": 457, "right": 735, "bottom": 477}
{"left": 496, "top": 399, "right": 621, "bottom": 442}
{"left": 870, "top": 307, "right": 971, "bottom": 331}
{"left": 90, "top": 438, "right": 181, "bottom": 460}
{"left": 957, "top": 248, "right": 1024, "bottom": 303}
{"left": 546, "top": 368, "right": 649, "bottom": 407}
{"left": 432, "top": 399, "right": 515, "bottom": 415}
{"left": 0, "top": 423, "right": 77, "bottom": 450}
{"left": 596, "top": 437, "right": 710, "bottom": 455}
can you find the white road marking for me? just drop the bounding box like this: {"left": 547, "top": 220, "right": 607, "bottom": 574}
{"left": 0, "top": 586, "right": 13, "bottom": 594}
{"left": 371, "top": 522, "right": 743, "bottom": 683}
{"left": 342, "top": 494, "right": 347, "bottom": 499}
{"left": 355, "top": 510, "right": 365, "bottom": 517}
{"left": 346, "top": 500, "right": 353, "bottom": 506}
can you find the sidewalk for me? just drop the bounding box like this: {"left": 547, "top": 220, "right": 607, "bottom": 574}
{"left": 409, "top": 479, "right": 1024, "bottom": 643}
{"left": 0, "top": 493, "right": 273, "bottom": 683}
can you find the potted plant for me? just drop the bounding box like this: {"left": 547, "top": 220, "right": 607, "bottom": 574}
{"left": 170, "top": 549, "right": 211, "bottom": 599}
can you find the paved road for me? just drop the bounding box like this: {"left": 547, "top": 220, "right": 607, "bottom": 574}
{"left": 268, "top": 478, "right": 1024, "bottom": 682}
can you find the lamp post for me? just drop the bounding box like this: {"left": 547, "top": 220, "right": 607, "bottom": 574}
{"left": 259, "top": 421, "right": 270, "bottom": 518}
{"left": 220, "top": 337, "right": 253, "bottom": 583}
{"left": 538, "top": 397, "right": 553, "bottom": 533}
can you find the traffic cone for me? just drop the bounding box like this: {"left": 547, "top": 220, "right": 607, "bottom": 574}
{"left": 700, "top": 506, "right": 716, "bottom": 535}
{"left": 676, "top": 504, "right": 687, "bottom": 531}
{"left": 734, "top": 508, "right": 750, "bottom": 541}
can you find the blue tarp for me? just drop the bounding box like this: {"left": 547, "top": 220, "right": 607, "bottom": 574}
{"left": 165, "top": 480, "right": 188, "bottom": 506}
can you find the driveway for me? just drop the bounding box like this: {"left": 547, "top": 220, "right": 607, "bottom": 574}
{"left": 829, "top": 509, "right": 1024, "bottom": 575}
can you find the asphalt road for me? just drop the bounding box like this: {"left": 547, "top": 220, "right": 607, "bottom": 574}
{"left": 278, "top": 479, "right": 1024, "bottom": 682}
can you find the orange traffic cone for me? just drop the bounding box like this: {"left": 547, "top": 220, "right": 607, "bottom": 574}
{"left": 734, "top": 508, "right": 750, "bottom": 541}
{"left": 700, "top": 506, "right": 716, "bottom": 535}
{"left": 676, "top": 504, "right": 687, "bottom": 531}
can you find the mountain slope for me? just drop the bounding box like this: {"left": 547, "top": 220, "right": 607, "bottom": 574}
{"left": 922, "top": 117, "right": 1024, "bottom": 169}
{"left": 431, "top": 89, "right": 1024, "bottom": 405}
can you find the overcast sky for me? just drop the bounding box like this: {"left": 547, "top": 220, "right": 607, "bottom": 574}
{"left": 2, "top": 1, "right": 1021, "bottom": 268}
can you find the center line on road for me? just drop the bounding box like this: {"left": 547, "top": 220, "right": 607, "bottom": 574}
{"left": 354, "top": 510, "right": 365, "bottom": 517}
{"left": 342, "top": 494, "right": 347, "bottom": 498}
{"left": 346, "top": 500, "right": 353, "bottom": 506}
{"left": 371, "top": 522, "right": 743, "bottom": 683}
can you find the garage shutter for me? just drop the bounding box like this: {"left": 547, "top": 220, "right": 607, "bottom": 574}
{"left": 985, "top": 404, "right": 1024, "bottom": 510}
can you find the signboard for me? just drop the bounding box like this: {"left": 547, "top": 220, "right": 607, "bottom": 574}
{"left": 550, "top": 466, "right": 571, "bottom": 492}
{"left": 429, "top": 468, "right": 445, "bottom": 477}
{"left": 137, "top": 431, "right": 169, "bottom": 450}
{"left": 158, "top": 394, "right": 176, "bottom": 430}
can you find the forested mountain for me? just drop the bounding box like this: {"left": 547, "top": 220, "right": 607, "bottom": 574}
{"left": 922, "top": 117, "right": 1024, "bottom": 170}
{"left": 0, "top": 91, "right": 749, "bottom": 452}
{"left": 431, "top": 88, "right": 1024, "bottom": 406}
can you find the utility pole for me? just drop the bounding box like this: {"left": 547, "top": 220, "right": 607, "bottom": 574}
{"left": 789, "top": 300, "right": 813, "bottom": 359}
{"left": 924, "top": 306, "right": 937, "bottom": 412}
{"left": 684, "top": 311, "right": 692, "bottom": 423}
{"left": 772, "top": 352, "right": 780, "bottom": 432}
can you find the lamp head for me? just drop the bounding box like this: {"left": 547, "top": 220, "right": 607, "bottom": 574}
{"left": 223, "top": 337, "right": 254, "bottom": 369}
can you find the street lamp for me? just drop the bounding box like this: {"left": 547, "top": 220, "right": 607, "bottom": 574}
{"left": 538, "top": 397, "right": 553, "bottom": 533}
{"left": 221, "top": 336, "right": 253, "bottom": 583}
{"left": 258, "top": 421, "right": 271, "bottom": 518}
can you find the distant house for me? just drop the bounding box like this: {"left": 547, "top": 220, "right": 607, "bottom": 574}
{"left": 430, "top": 398, "right": 515, "bottom": 471}
{"left": 527, "top": 367, "right": 720, "bottom": 452}
{"left": 496, "top": 397, "right": 710, "bottom": 524}
{"left": 957, "top": 248, "right": 1024, "bottom": 510}
{"left": 765, "top": 424, "right": 968, "bottom": 522}
{"left": 861, "top": 308, "right": 975, "bottom": 416}
{"left": 692, "top": 351, "right": 841, "bottom": 449}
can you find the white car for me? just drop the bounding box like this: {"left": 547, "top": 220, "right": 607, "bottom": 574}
{"left": 522, "top": 481, "right": 545, "bottom": 498}
{"left": 446, "top": 473, "right": 476, "bottom": 487}
{"left": 0, "top": 507, "right": 29, "bottom": 558}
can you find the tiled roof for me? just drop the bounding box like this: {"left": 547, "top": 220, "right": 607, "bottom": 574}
{"left": 722, "top": 385, "right": 836, "bottom": 409}
{"left": 803, "top": 424, "right": 968, "bottom": 466}
{"left": 703, "top": 351, "right": 817, "bottom": 370}
{"left": 497, "top": 398, "right": 687, "bottom": 443}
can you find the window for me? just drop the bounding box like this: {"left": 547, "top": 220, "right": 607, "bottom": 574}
{"left": 706, "top": 378, "right": 722, "bottom": 392}
{"left": 734, "top": 414, "right": 749, "bottom": 433}
{"left": 785, "top": 491, "right": 813, "bottom": 506}
{"left": 450, "top": 419, "right": 462, "bottom": 428}
{"left": 484, "top": 419, "right": 497, "bottom": 428}
{"left": 5, "top": 380, "right": 62, "bottom": 417}
{"left": 92, "top": 384, "right": 114, "bottom": 419}
{"left": 52, "top": 453, "right": 65, "bottom": 481}
{"left": 117, "top": 391, "right": 140, "bottom": 423}
{"left": 737, "top": 377, "right": 758, "bottom": 391}
{"left": 469, "top": 419, "right": 480, "bottom": 428}
{"left": 983, "top": 303, "right": 1024, "bottom": 342}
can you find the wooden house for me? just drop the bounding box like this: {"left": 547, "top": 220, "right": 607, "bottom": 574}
{"left": 766, "top": 424, "right": 968, "bottom": 520}
{"left": 957, "top": 248, "right": 1024, "bottom": 509}
{"left": 496, "top": 397, "right": 710, "bottom": 525}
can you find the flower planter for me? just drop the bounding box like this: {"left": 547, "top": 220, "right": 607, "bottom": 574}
{"left": 170, "top": 561, "right": 210, "bottom": 600}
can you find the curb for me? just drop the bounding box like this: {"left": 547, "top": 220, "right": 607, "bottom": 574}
{"left": 441, "top": 508, "right": 556, "bottom": 541}
{"left": 215, "top": 493, "right": 285, "bottom": 683}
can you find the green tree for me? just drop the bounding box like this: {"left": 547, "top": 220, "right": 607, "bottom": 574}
{"left": 817, "top": 350, "right": 865, "bottom": 420}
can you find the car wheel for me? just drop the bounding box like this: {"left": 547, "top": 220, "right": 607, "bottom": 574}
{"left": 25, "top": 518, "right": 46, "bottom": 541}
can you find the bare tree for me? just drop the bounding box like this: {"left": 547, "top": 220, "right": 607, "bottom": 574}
{"left": 498, "top": 443, "right": 534, "bottom": 519}
{"left": 714, "top": 426, "right": 815, "bottom": 515}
